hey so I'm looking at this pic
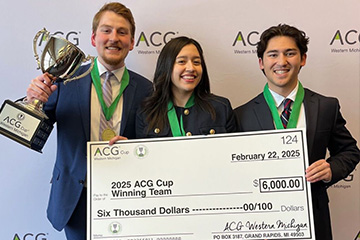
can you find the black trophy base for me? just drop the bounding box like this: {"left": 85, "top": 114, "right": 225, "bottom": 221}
{"left": 0, "top": 99, "right": 53, "bottom": 153}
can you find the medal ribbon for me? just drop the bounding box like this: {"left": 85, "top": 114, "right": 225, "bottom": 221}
{"left": 167, "top": 94, "right": 195, "bottom": 136}
{"left": 91, "top": 58, "right": 129, "bottom": 121}
{"left": 263, "top": 82, "right": 304, "bottom": 129}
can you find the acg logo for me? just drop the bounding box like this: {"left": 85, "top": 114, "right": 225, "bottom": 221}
{"left": 344, "top": 174, "right": 353, "bottom": 182}
{"left": 13, "top": 233, "right": 47, "bottom": 240}
{"left": 330, "top": 29, "right": 360, "bottom": 45}
{"left": 344, "top": 168, "right": 357, "bottom": 182}
{"left": 3, "top": 116, "right": 22, "bottom": 128}
{"left": 232, "top": 31, "right": 260, "bottom": 46}
{"left": 53, "top": 31, "right": 80, "bottom": 46}
{"left": 94, "top": 146, "right": 129, "bottom": 156}
{"left": 135, "top": 31, "right": 177, "bottom": 47}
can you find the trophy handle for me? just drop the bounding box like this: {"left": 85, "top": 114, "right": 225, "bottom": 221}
{"left": 33, "top": 28, "right": 50, "bottom": 72}
{"left": 63, "top": 55, "right": 95, "bottom": 84}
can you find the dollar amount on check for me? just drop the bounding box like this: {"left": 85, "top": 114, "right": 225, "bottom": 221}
{"left": 87, "top": 129, "right": 315, "bottom": 240}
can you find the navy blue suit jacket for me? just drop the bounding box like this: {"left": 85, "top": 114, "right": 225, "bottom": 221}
{"left": 136, "top": 95, "right": 236, "bottom": 138}
{"left": 44, "top": 64, "right": 152, "bottom": 231}
{"left": 234, "top": 88, "right": 360, "bottom": 240}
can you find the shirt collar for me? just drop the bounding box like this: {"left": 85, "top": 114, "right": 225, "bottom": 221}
{"left": 268, "top": 81, "right": 299, "bottom": 108}
{"left": 96, "top": 58, "right": 125, "bottom": 83}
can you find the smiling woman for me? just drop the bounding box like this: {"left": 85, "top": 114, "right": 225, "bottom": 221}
{"left": 135, "top": 36, "right": 237, "bottom": 138}
{"left": 170, "top": 43, "right": 203, "bottom": 106}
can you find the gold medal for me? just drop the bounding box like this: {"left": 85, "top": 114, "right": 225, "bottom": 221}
{"left": 102, "top": 128, "right": 116, "bottom": 141}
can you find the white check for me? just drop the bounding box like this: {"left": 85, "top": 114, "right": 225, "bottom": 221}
{"left": 87, "top": 129, "right": 315, "bottom": 240}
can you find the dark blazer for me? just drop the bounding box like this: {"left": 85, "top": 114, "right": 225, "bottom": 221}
{"left": 43, "top": 64, "right": 152, "bottom": 231}
{"left": 234, "top": 88, "right": 360, "bottom": 240}
{"left": 136, "top": 95, "right": 236, "bottom": 138}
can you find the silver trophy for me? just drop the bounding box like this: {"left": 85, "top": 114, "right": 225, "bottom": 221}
{"left": 0, "top": 28, "right": 94, "bottom": 152}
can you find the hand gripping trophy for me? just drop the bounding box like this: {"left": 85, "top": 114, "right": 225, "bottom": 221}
{"left": 0, "top": 28, "right": 94, "bottom": 152}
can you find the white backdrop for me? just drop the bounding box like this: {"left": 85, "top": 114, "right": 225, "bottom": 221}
{"left": 0, "top": 1, "right": 359, "bottom": 239}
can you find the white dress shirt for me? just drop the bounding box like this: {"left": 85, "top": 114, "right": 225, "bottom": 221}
{"left": 268, "top": 81, "right": 306, "bottom": 129}
{"left": 90, "top": 59, "right": 124, "bottom": 141}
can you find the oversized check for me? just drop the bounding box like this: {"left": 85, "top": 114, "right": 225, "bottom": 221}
{"left": 87, "top": 129, "right": 315, "bottom": 240}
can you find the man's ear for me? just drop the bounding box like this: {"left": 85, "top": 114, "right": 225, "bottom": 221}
{"left": 91, "top": 32, "right": 96, "bottom": 47}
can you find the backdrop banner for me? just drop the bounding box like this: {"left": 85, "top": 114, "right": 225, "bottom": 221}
{"left": 0, "top": 1, "right": 358, "bottom": 239}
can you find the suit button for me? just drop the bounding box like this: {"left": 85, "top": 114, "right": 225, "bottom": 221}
{"left": 184, "top": 109, "right": 189, "bottom": 115}
{"left": 209, "top": 129, "right": 215, "bottom": 134}
{"left": 79, "top": 180, "right": 85, "bottom": 185}
{"left": 186, "top": 132, "right": 192, "bottom": 136}
{"left": 154, "top": 128, "right": 160, "bottom": 134}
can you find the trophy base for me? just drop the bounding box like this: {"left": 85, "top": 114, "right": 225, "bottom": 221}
{"left": 0, "top": 99, "right": 53, "bottom": 153}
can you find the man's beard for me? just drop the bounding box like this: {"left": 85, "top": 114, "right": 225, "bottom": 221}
{"left": 103, "top": 55, "right": 124, "bottom": 67}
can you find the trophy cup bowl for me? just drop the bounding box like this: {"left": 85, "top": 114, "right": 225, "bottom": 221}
{"left": 0, "top": 28, "right": 94, "bottom": 152}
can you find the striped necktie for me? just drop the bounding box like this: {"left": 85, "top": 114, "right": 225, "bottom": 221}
{"left": 99, "top": 71, "right": 113, "bottom": 140}
{"left": 281, "top": 98, "right": 293, "bottom": 129}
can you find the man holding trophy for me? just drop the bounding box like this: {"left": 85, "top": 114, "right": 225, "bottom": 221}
{"left": 26, "top": 2, "right": 152, "bottom": 239}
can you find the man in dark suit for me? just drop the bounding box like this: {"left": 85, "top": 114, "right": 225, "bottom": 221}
{"left": 26, "top": 2, "right": 152, "bottom": 240}
{"left": 234, "top": 24, "right": 360, "bottom": 240}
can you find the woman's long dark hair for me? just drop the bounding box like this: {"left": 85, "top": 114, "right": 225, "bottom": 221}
{"left": 142, "top": 36, "right": 216, "bottom": 132}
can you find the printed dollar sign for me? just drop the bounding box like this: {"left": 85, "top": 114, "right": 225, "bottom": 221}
{"left": 253, "top": 179, "right": 258, "bottom": 187}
